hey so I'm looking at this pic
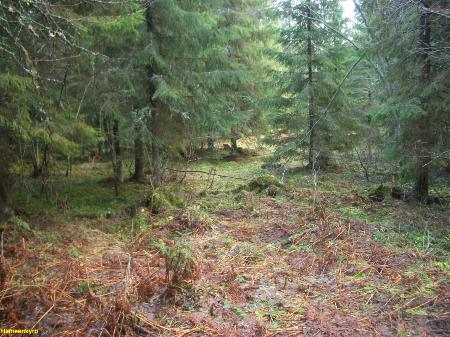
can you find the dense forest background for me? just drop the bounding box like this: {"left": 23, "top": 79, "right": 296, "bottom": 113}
{"left": 0, "top": 0, "right": 449, "bottom": 336}
{"left": 1, "top": 0, "right": 449, "bottom": 209}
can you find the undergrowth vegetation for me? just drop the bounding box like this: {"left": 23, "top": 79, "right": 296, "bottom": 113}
{"left": 1, "top": 0, "right": 449, "bottom": 335}
{"left": 1, "top": 150, "right": 448, "bottom": 336}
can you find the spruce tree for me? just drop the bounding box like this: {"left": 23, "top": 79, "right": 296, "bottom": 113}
{"left": 144, "top": 0, "right": 218, "bottom": 185}
{"left": 143, "top": 0, "right": 269, "bottom": 183}
{"left": 75, "top": 2, "right": 148, "bottom": 190}
{"left": 0, "top": 0, "right": 99, "bottom": 211}
{"left": 218, "top": 0, "right": 270, "bottom": 153}
{"left": 355, "top": 0, "right": 450, "bottom": 200}
{"left": 269, "top": 0, "right": 359, "bottom": 167}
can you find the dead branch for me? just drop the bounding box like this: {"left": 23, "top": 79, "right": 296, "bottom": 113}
{"left": 166, "top": 168, "right": 248, "bottom": 181}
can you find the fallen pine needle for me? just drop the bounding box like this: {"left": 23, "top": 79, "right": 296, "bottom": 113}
{"left": 133, "top": 311, "right": 181, "bottom": 332}
{"left": 32, "top": 303, "right": 55, "bottom": 329}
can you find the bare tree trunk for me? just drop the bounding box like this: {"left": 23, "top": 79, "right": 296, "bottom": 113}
{"left": 415, "top": 161, "right": 429, "bottom": 201}
{"left": 207, "top": 135, "right": 215, "bottom": 151}
{"left": 230, "top": 137, "right": 238, "bottom": 153}
{"left": 32, "top": 143, "right": 49, "bottom": 178}
{"left": 147, "top": 105, "right": 162, "bottom": 189}
{"left": 113, "top": 119, "right": 123, "bottom": 184}
{"left": 97, "top": 141, "right": 103, "bottom": 158}
{"left": 0, "top": 177, "right": 11, "bottom": 218}
{"left": 0, "top": 139, "right": 13, "bottom": 221}
{"left": 367, "top": 91, "right": 374, "bottom": 163}
{"left": 133, "top": 123, "right": 145, "bottom": 182}
{"left": 146, "top": 2, "right": 162, "bottom": 188}
{"left": 230, "top": 128, "right": 238, "bottom": 153}
{"left": 151, "top": 141, "right": 161, "bottom": 187}
{"left": 104, "top": 121, "right": 117, "bottom": 195}
{"left": 106, "top": 119, "right": 122, "bottom": 196}
{"left": 32, "top": 142, "right": 40, "bottom": 178}
{"left": 65, "top": 155, "right": 72, "bottom": 177}
{"left": 414, "top": 0, "right": 431, "bottom": 201}
{"left": 306, "top": 2, "right": 317, "bottom": 168}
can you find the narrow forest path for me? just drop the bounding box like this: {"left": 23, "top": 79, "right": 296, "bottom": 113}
{"left": 1, "top": 156, "right": 448, "bottom": 337}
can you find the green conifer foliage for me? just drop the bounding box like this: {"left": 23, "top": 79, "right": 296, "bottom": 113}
{"left": 355, "top": 0, "right": 450, "bottom": 200}
{"left": 269, "top": 0, "right": 361, "bottom": 167}
{"left": 144, "top": 0, "right": 270, "bottom": 183}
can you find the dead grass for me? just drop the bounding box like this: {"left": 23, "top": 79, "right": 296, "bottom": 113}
{"left": 1, "top": 155, "right": 449, "bottom": 336}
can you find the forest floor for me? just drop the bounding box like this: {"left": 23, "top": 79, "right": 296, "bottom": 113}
{"left": 1, "top": 150, "right": 449, "bottom": 336}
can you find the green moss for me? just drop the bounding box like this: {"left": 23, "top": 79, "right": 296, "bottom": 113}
{"left": 67, "top": 244, "right": 82, "bottom": 258}
{"left": 149, "top": 188, "right": 186, "bottom": 214}
{"left": 13, "top": 169, "right": 145, "bottom": 219}
{"left": 9, "top": 216, "right": 32, "bottom": 231}
{"left": 150, "top": 190, "right": 174, "bottom": 214}
{"left": 34, "top": 230, "right": 61, "bottom": 244}
{"left": 163, "top": 189, "right": 185, "bottom": 208}
{"left": 247, "top": 175, "right": 282, "bottom": 192}
{"left": 367, "top": 184, "right": 390, "bottom": 202}
{"left": 338, "top": 206, "right": 368, "bottom": 220}
{"left": 76, "top": 281, "right": 99, "bottom": 295}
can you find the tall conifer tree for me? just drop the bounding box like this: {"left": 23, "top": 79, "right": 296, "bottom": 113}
{"left": 269, "top": 0, "right": 358, "bottom": 167}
